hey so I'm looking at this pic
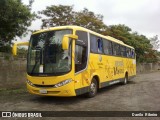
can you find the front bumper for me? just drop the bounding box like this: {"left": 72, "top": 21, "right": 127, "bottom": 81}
{"left": 26, "top": 81, "right": 76, "bottom": 97}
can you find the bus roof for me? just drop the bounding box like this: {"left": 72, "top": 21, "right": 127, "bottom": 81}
{"left": 33, "top": 25, "right": 134, "bottom": 49}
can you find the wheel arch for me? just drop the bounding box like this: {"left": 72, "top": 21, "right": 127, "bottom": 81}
{"left": 124, "top": 70, "right": 128, "bottom": 78}
{"left": 125, "top": 71, "right": 128, "bottom": 79}
{"left": 92, "top": 75, "right": 100, "bottom": 89}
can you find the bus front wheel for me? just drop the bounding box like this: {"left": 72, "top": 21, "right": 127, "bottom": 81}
{"left": 86, "top": 78, "right": 98, "bottom": 98}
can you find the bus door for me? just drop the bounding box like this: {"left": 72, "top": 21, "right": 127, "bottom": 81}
{"left": 74, "top": 31, "right": 89, "bottom": 91}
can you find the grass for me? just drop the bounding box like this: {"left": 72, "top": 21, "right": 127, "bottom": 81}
{"left": 0, "top": 88, "right": 27, "bottom": 95}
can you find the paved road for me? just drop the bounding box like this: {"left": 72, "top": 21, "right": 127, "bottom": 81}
{"left": 0, "top": 71, "right": 160, "bottom": 119}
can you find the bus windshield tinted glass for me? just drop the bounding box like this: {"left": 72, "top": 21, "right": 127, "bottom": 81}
{"left": 27, "top": 30, "right": 72, "bottom": 75}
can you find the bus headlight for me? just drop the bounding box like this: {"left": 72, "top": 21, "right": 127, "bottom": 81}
{"left": 54, "top": 79, "right": 72, "bottom": 88}
{"left": 26, "top": 80, "right": 34, "bottom": 87}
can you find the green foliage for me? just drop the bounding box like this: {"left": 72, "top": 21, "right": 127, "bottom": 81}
{"left": 39, "top": 5, "right": 74, "bottom": 28}
{"left": 157, "top": 51, "right": 160, "bottom": 56}
{"left": 39, "top": 5, "right": 107, "bottom": 33}
{"left": 0, "top": 0, "right": 36, "bottom": 44}
{"left": 150, "top": 35, "right": 160, "bottom": 50}
{"left": 106, "top": 24, "right": 132, "bottom": 42}
{"left": 74, "top": 8, "right": 107, "bottom": 33}
{"left": 17, "top": 47, "right": 28, "bottom": 58}
{"left": 4, "top": 55, "right": 10, "bottom": 60}
{"left": 0, "top": 45, "right": 11, "bottom": 53}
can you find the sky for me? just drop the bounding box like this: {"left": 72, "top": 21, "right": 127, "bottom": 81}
{"left": 21, "top": 0, "right": 160, "bottom": 41}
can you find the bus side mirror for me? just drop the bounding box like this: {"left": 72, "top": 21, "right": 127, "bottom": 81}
{"left": 62, "top": 34, "right": 78, "bottom": 50}
{"left": 62, "top": 36, "right": 69, "bottom": 50}
{"left": 12, "top": 42, "right": 29, "bottom": 56}
{"left": 12, "top": 44, "right": 17, "bottom": 56}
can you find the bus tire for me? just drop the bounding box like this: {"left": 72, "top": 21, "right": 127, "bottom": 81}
{"left": 86, "top": 78, "right": 98, "bottom": 98}
{"left": 122, "top": 74, "right": 128, "bottom": 85}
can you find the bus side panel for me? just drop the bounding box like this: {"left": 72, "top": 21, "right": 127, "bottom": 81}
{"left": 88, "top": 53, "right": 105, "bottom": 87}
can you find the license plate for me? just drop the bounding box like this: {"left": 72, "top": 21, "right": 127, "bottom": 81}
{"left": 39, "top": 89, "right": 47, "bottom": 94}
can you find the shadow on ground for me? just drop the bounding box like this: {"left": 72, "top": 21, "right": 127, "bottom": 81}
{"left": 27, "top": 80, "right": 137, "bottom": 105}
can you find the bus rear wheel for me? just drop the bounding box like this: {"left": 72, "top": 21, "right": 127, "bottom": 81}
{"left": 122, "top": 74, "right": 128, "bottom": 85}
{"left": 86, "top": 78, "right": 98, "bottom": 98}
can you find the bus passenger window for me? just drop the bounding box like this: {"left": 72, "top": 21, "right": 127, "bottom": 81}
{"left": 97, "top": 38, "right": 103, "bottom": 53}
{"left": 103, "top": 39, "right": 113, "bottom": 55}
{"left": 113, "top": 43, "right": 116, "bottom": 56}
{"left": 108, "top": 41, "right": 113, "bottom": 55}
{"left": 103, "top": 39, "right": 109, "bottom": 54}
{"left": 90, "top": 34, "right": 98, "bottom": 53}
{"left": 120, "top": 46, "right": 126, "bottom": 57}
{"left": 126, "top": 48, "right": 131, "bottom": 58}
{"left": 131, "top": 49, "right": 135, "bottom": 58}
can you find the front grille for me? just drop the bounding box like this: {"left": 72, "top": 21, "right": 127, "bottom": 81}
{"left": 33, "top": 84, "right": 55, "bottom": 88}
{"left": 32, "top": 90, "right": 60, "bottom": 94}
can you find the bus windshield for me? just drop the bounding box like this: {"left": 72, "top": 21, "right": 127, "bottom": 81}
{"left": 27, "top": 29, "right": 72, "bottom": 76}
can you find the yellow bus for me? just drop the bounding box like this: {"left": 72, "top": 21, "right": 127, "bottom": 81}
{"left": 12, "top": 26, "right": 136, "bottom": 97}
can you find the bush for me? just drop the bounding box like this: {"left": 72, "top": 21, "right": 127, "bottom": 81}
{"left": 0, "top": 45, "right": 11, "bottom": 53}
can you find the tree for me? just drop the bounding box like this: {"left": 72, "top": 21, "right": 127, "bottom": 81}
{"left": 74, "top": 8, "right": 107, "bottom": 33}
{"left": 0, "top": 0, "right": 36, "bottom": 45}
{"left": 39, "top": 5, "right": 75, "bottom": 28}
{"left": 105, "top": 24, "right": 132, "bottom": 42}
{"left": 130, "top": 33, "right": 154, "bottom": 62}
{"left": 39, "top": 5, "right": 107, "bottom": 33}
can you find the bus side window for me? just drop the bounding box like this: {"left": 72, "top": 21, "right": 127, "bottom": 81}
{"left": 97, "top": 38, "right": 103, "bottom": 54}
{"left": 120, "top": 45, "right": 126, "bottom": 57}
{"left": 113, "top": 43, "right": 120, "bottom": 56}
{"left": 126, "top": 48, "right": 129, "bottom": 57}
{"left": 90, "top": 34, "right": 98, "bottom": 53}
{"left": 116, "top": 44, "right": 120, "bottom": 56}
{"left": 103, "top": 39, "right": 112, "bottom": 55}
{"left": 129, "top": 49, "right": 131, "bottom": 58}
{"left": 75, "top": 31, "right": 88, "bottom": 73}
{"left": 108, "top": 41, "right": 113, "bottom": 55}
{"left": 131, "top": 49, "right": 135, "bottom": 58}
{"left": 126, "top": 48, "right": 131, "bottom": 58}
{"left": 112, "top": 43, "right": 116, "bottom": 56}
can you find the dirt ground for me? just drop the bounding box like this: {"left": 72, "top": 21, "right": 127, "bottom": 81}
{"left": 0, "top": 71, "right": 160, "bottom": 119}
